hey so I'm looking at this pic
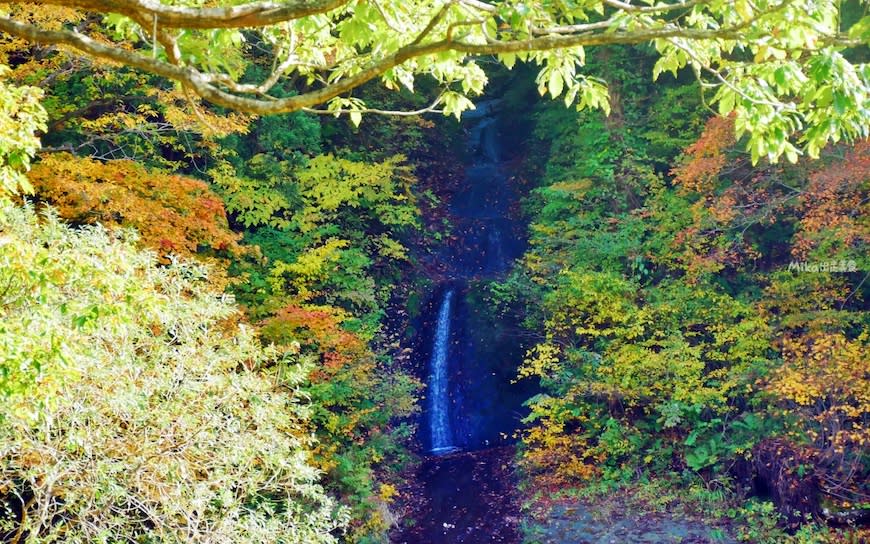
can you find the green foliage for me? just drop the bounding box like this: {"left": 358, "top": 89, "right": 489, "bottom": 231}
{"left": 0, "top": 12, "right": 447, "bottom": 543}
{"left": 0, "top": 201, "right": 348, "bottom": 542}
{"left": 519, "top": 271, "right": 774, "bottom": 475}
{"left": 294, "top": 154, "right": 419, "bottom": 236}
{"left": 205, "top": 91, "right": 429, "bottom": 541}
{"left": 12, "top": 5, "right": 870, "bottom": 538}
{"left": 211, "top": 156, "right": 297, "bottom": 230}
{"left": 726, "top": 500, "right": 836, "bottom": 544}
{"left": 510, "top": 46, "right": 868, "bottom": 538}
{"left": 0, "top": 65, "right": 45, "bottom": 195}
{"left": 640, "top": 83, "right": 706, "bottom": 164}
{"left": 218, "top": 73, "right": 322, "bottom": 166}
{"left": 258, "top": 305, "right": 419, "bottom": 541}
{"left": 2, "top": 72, "right": 430, "bottom": 542}
{"left": 224, "top": 153, "right": 421, "bottom": 329}
{"left": 5, "top": 1, "right": 869, "bottom": 162}
{"left": 2, "top": 13, "right": 251, "bottom": 169}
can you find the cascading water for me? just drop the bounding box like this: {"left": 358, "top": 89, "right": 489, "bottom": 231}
{"left": 394, "top": 98, "right": 533, "bottom": 544}
{"left": 428, "top": 289, "right": 456, "bottom": 455}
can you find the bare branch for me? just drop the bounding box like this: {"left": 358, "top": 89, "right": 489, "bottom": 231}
{"left": 302, "top": 93, "right": 446, "bottom": 117}
{"left": 0, "top": 0, "right": 351, "bottom": 29}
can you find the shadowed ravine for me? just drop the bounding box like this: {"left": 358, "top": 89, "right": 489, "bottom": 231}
{"left": 392, "top": 99, "right": 753, "bottom": 544}
{"left": 393, "top": 101, "right": 532, "bottom": 544}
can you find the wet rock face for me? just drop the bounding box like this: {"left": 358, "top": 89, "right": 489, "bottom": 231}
{"left": 415, "top": 280, "right": 532, "bottom": 454}
{"left": 395, "top": 100, "right": 532, "bottom": 543}
{"left": 439, "top": 101, "right": 526, "bottom": 281}
{"left": 416, "top": 99, "right": 535, "bottom": 453}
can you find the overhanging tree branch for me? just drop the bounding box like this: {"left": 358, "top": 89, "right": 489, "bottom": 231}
{"left": 302, "top": 92, "right": 446, "bottom": 116}
{"left": 0, "top": 0, "right": 863, "bottom": 164}
{"left": 0, "top": 13, "right": 757, "bottom": 115}
{"left": 0, "top": 0, "right": 351, "bottom": 29}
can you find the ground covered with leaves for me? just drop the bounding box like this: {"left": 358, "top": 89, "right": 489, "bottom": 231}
{"left": 393, "top": 448, "right": 522, "bottom": 544}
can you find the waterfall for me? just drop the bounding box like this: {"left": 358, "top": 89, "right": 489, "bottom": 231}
{"left": 479, "top": 118, "right": 500, "bottom": 163}
{"left": 487, "top": 227, "right": 505, "bottom": 272}
{"left": 429, "top": 289, "right": 456, "bottom": 455}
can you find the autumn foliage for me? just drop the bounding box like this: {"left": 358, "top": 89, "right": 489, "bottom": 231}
{"left": 28, "top": 153, "right": 241, "bottom": 260}
{"left": 671, "top": 114, "right": 736, "bottom": 193}
{"left": 260, "top": 304, "right": 420, "bottom": 540}
{"left": 262, "top": 305, "right": 377, "bottom": 453}
{"left": 768, "top": 331, "right": 870, "bottom": 511}
{"left": 666, "top": 121, "right": 870, "bottom": 516}
{"left": 508, "top": 92, "right": 869, "bottom": 536}
{"left": 794, "top": 140, "right": 870, "bottom": 260}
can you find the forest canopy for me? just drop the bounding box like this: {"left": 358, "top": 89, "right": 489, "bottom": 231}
{"left": 0, "top": 1, "right": 869, "bottom": 543}
{"left": 1, "top": 0, "right": 868, "bottom": 162}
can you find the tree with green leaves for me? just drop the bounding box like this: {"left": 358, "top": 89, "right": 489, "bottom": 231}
{"left": 1, "top": 0, "right": 867, "bottom": 161}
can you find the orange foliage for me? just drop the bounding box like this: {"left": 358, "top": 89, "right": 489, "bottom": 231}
{"left": 29, "top": 153, "right": 242, "bottom": 263}
{"left": 793, "top": 140, "right": 870, "bottom": 259}
{"left": 260, "top": 305, "right": 382, "bottom": 471}
{"left": 670, "top": 122, "right": 868, "bottom": 287}
{"left": 671, "top": 114, "right": 736, "bottom": 193}
{"left": 261, "top": 305, "right": 370, "bottom": 384}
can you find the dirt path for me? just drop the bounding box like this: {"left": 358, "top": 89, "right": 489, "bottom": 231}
{"left": 525, "top": 500, "right": 736, "bottom": 544}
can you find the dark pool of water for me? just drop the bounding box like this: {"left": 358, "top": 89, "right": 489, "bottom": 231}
{"left": 392, "top": 448, "right": 522, "bottom": 544}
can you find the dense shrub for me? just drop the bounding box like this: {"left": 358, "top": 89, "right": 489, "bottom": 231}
{"left": 0, "top": 201, "right": 347, "bottom": 543}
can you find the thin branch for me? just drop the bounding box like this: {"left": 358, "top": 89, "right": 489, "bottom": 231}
{"left": 370, "top": 0, "right": 403, "bottom": 34}
{"left": 303, "top": 106, "right": 444, "bottom": 116}
{"left": 668, "top": 38, "right": 790, "bottom": 110}
{"left": 205, "top": 53, "right": 305, "bottom": 95}
{"left": 36, "top": 61, "right": 80, "bottom": 88}
{"left": 408, "top": 1, "right": 454, "bottom": 47}
{"left": 0, "top": 0, "right": 351, "bottom": 29}
{"left": 446, "top": 18, "right": 485, "bottom": 41}
{"left": 155, "top": 27, "right": 181, "bottom": 65}
{"left": 302, "top": 93, "right": 446, "bottom": 117}
{"left": 603, "top": 0, "right": 709, "bottom": 14}
{"left": 46, "top": 95, "right": 148, "bottom": 132}
{"left": 457, "top": 0, "right": 495, "bottom": 13}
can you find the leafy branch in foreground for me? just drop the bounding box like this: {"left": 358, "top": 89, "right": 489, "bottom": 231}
{"left": 0, "top": 1, "right": 867, "bottom": 161}
{"left": 0, "top": 64, "right": 45, "bottom": 194}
